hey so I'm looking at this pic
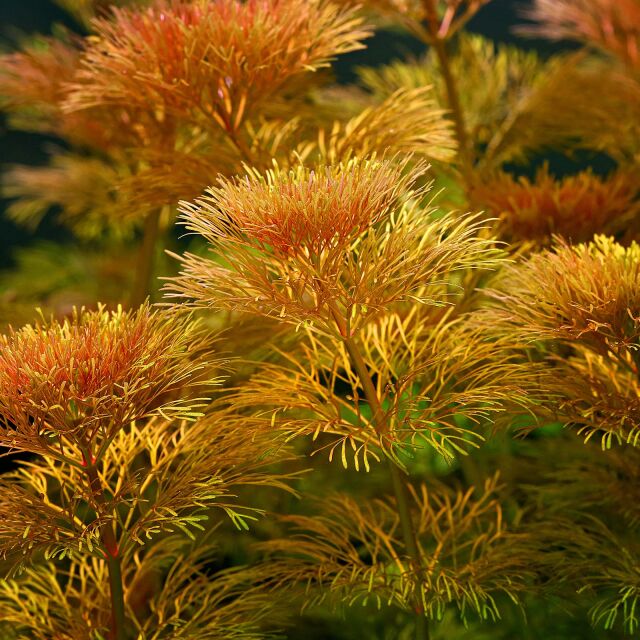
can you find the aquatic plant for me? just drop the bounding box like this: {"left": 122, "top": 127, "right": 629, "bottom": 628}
{"left": 0, "top": 0, "right": 639, "bottom": 638}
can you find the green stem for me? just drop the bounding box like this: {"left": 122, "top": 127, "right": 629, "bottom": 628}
{"left": 130, "top": 209, "right": 162, "bottom": 308}
{"left": 329, "top": 302, "right": 428, "bottom": 640}
{"left": 421, "top": 0, "right": 472, "bottom": 176}
{"left": 105, "top": 554, "right": 126, "bottom": 640}
{"left": 432, "top": 35, "right": 471, "bottom": 173}
{"left": 388, "top": 462, "right": 431, "bottom": 640}
{"left": 84, "top": 461, "right": 127, "bottom": 640}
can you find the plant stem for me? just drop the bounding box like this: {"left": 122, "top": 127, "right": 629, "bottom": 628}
{"left": 228, "top": 128, "right": 253, "bottom": 165}
{"left": 421, "top": 0, "right": 471, "bottom": 176}
{"left": 84, "top": 461, "right": 127, "bottom": 640}
{"left": 388, "top": 461, "right": 431, "bottom": 640}
{"left": 130, "top": 209, "right": 162, "bottom": 309}
{"left": 105, "top": 553, "right": 126, "bottom": 640}
{"left": 432, "top": 36, "right": 471, "bottom": 173}
{"left": 326, "top": 299, "right": 428, "bottom": 639}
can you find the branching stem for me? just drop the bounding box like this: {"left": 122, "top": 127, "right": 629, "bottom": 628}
{"left": 431, "top": 36, "right": 471, "bottom": 170}
{"left": 83, "top": 454, "right": 127, "bottom": 640}
{"left": 421, "top": 0, "right": 472, "bottom": 176}
{"left": 327, "top": 302, "right": 429, "bottom": 640}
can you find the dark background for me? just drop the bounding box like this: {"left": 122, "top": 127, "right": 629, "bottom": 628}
{"left": 0, "top": 0, "right": 564, "bottom": 269}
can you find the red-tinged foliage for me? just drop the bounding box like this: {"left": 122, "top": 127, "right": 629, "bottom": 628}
{"left": 67, "top": 0, "right": 370, "bottom": 133}
{"left": 471, "top": 168, "right": 639, "bottom": 245}
{"left": 0, "top": 38, "right": 172, "bottom": 151}
{"left": 188, "top": 158, "right": 423, "bottom": 258}
{"left": 0, "top": 40, "right": 79, "bottom": 115}
{"left": 0, "top": 304, "right": 209, "bottom": 457}
{"left": 489, "top": 236, "right": 640, "bottom": 349}
{"left": 168, "top": 157, "right": 502, "bottom": 334}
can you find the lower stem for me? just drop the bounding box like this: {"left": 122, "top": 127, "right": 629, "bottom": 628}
{"left": 341, "top": 333, "right": 429, "bottom": 640}
{"left": 388, "top": 460, "right": 430, "bottom": 640}
{"left": 130, "top": 209, "right": 162, "bottom": 308}
{"left": 106, "top": 554, "right": 127, "bottom": 640}
{"left": 85, "top": 463, "right": 127, "bottom": 640}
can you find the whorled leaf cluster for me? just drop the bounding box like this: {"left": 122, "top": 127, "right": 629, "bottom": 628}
{"left": 228, "top": 308, "right": 536, "bottom": 467}
{"left": 0, "top": 304, "right": 210, "bottom": 458}
{"left": 0, "top": 303, "right": 298, "bottom": 637}
{"left": 168, "top": 157, "right": 502, "bottom": 336}
{"left": 470, "top": 167, "right": 640, "bottom": 246}
{"left": 488, "top": 236, "right": 640, "bottom": 446}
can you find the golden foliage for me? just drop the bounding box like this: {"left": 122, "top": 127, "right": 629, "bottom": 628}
{"left": 0, "top": 242, "right": 139, "bottom": 321}
{"left": 2, "top": 0, "right": 636, "bottom": 635}
{"left": 182, "top": 157, "right": 421, "bottom": 258}
{"left": 228, "top": 309, "right": 536, "bottom": 466}
{"left": 0, "top": 560, "right": 111, "bottom": 639}
{"left": 490, "top": 236, "right": 640, "bottom": 348}
{"left": 0, "top": 477, "right": 100, "bottom": 569}
{"left": 1, "top": 78, "right": 457, "bottom": 237}
{"left": 0, "top": 411, "right": 295, "bottom": 634}
{"left": 488, "top": 236, "right": 640, "bottom": 446}
{"left": 0, "top": 1, "right": 378, "bottom": 236}
{"left": 2, "top": 148, "right": 240, "bottom": 238}
{"left": 530, "top": 444, "right": 640, "bottom": 634}
{"left": 109, "top": 415, "right": 297, "bottom": 545}
{"left": 0, "top": 304, "right": 210, "bottom": 459}
{"left": 312, "top": 87, "right": 457, "bottom": 164}
{"left": 470, "top": 167, "right": 640, "bottom": 246}
{"left": 3, "top": 156, "right": 130, "bottom": 238}
{"left": 0, "top": 38, "right": 153, "bottom": 152}
{"left": 533, "top": 443, "right": 640, "bottom": 531}
{"left": 262, "top": 474, "right": 533, "bottom": 622}
{"left": 0, "top": 417, "right": 279, "bottom": 566}
{"left": 549, "top": 348, "right": 640, "bottom": 447}
{"left": 510, "top": 342, "right": 640, "bottom": 450}
{"left": 0, "top": 2, "right": 458, "bottom": 239}
{"left": 132, "top": 541, "right": 284, "bottom": 639}
{"left": 0, "top": 540, "right": 283, "bottom": 638}
{"left": 0, "top": 38, "right": 79, "bottom": 132}
{"left": 238, "top": 87, "right": 457, "bottom": 170}
{"left": 353, "top": 308, "right": 540, "bottom": 447}
{"left": 524, "top": 61, "right": 640, "bottom": 166}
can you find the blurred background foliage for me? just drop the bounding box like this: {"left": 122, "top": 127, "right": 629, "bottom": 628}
{"left": 0, "top": 0, "right": 588, "bottom": 272}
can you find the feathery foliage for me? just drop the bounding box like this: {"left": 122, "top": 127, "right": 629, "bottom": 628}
{"left": 1, "top": 0, "right": 639, "bottom": 638}
{"left": 262, "top": 474, "right": 534, "bottom": 623}
{"left": 67, "top": 0, "right": 369, "bottom": 130}
{"left": 523, "top": 0, "right": 640, "bottom": 68}
{"left": 488, "top": 236, "right": 640, "bottom": 447}
{"left": 228, "top": 309, "right": 535, "bottom": 467}
{"left": 470, "top": 167, "right": 640, "bottom": 246}
{"left": 168, "top": 157, "right": 502, "bottom": 335}
{"left": 358, "top": 34, "right": 589, "bottom": 171}
{"left": 0, "top": 304, "right": 209, "bottom": 458}
{"left": 528, "top": 443, "right": 640, "bottom": 634}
